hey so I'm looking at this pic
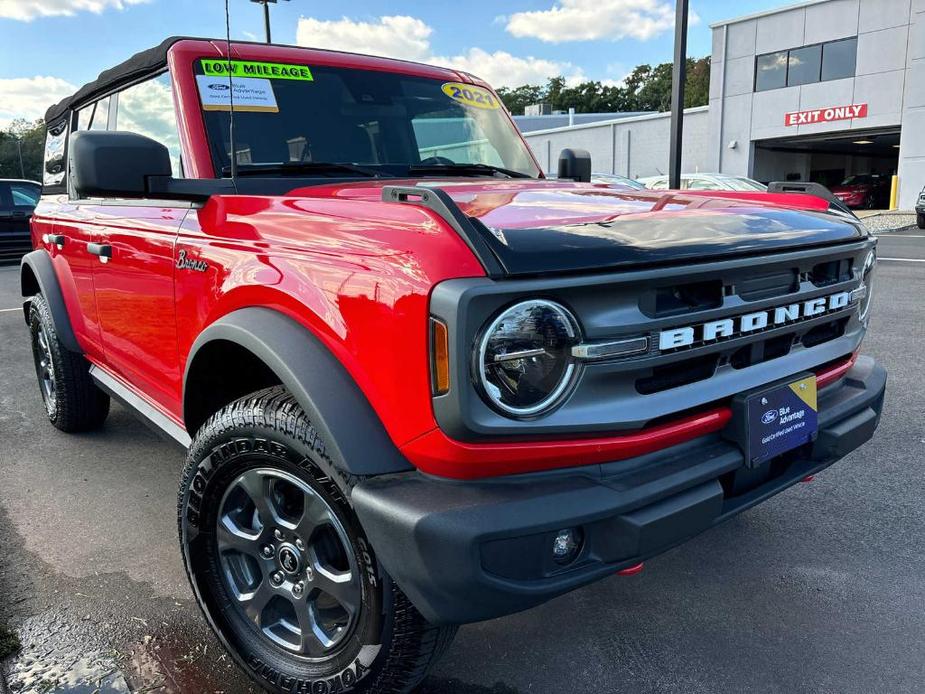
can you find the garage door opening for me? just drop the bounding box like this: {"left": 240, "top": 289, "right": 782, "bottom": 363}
{"left": 753, "top": 129, "right": 899, "bottom": 209}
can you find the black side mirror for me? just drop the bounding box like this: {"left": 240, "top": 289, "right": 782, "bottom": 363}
{"left": 69, "top": 131, "right": 171, "bottom": 199}
{"left": 557, "top": 148, "right": 591, "bottom": 183}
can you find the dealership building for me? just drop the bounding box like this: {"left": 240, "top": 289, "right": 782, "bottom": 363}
{"left": 520, "top": 0, "right": 925, "bottom": 208}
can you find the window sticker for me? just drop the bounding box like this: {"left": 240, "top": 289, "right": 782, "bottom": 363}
{"left": 196, "top": 75, "right": 279, "bottom": 113}
{"left": 200, "top": 59, "right": 313, "bottom": 81}
{"left": 441, "top": 82, "right": 500, "bottom": 110}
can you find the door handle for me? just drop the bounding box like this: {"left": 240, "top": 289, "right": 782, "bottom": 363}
{"left": 87, "top": 243, "right": 112, "bottom": 263}
{"left": 42, "top": 234, "right": 66, "bottom": 249}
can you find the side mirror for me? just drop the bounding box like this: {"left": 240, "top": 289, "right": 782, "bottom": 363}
{"left": 69, "top": 131, "right": 171, "bottom": 199}
{"left": 557, "top": 148, "right": 591, "bottom": 183}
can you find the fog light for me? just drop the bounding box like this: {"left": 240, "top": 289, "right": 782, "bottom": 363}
{"left": 552, "top": 527, "right": 583, "bottom": 565}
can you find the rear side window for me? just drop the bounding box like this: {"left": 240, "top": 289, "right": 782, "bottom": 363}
{"left": 113, "top": 74, "right": 183, "bottom": 176}
{"left": 10, "top": 182, "right": 40, "bottom": 207}
{"left": 43, "top": 120, "right": 67, "bottom": 187}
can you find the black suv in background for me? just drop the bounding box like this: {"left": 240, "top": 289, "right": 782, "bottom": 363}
{"left": 0, "top": 179, "right": 40, "bottom": 263}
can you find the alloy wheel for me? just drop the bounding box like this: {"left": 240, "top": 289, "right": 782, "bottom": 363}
{"left": 35, "top": 323, "right": 57, "bottom": 417}
{"left": 216, "top": 467, "right": 362, "bottom": 659}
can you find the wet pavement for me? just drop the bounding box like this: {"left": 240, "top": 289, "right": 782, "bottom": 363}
{"left": 1, "top": 230, "right": 924, "bottom": 693}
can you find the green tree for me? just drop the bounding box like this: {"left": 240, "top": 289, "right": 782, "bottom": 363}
{"left": 496, "top": 56, "right": 711, "bottom": 116}
{"left": 0, "top": 119, "right": 45, "bottom": 181}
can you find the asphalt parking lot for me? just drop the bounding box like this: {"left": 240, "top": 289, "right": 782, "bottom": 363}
{"left": 0, "top": 230, "right": 923, "bottom": 693}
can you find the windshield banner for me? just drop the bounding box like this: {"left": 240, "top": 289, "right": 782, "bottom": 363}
{"left": 201, "top": 59, "right": 314, "bottom": 82}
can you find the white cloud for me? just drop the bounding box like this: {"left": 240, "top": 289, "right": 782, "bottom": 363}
{"left": 433, "top": 48, "right": 586, "bottom": 88}
{"left": 0, "top": 0, "right": 147, "bottom": 21}
{"left": 297, "top": 15, "right": 433, "bottom": 62}
{"left": 506, "top": 0, "right": 696, "bottom": 43}
{"left": 0, "top": 76, "right": 77, "bottom": 128}
{"left": 295, "top": 14, "right": 584, "bottom": 87}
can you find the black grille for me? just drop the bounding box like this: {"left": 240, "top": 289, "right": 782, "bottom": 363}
{"left": 810, "top": 258, "right": 852, "bottom": 287}
{"left": 801, "top": 317, "right": 849, "bottom": 348}
{"left": 636, "top": 355, "right": 718, "bottom": 395}
{"left": 640, "top": 280, "right": 724, "bottom": 318}
{"left": 737, "top": 270, "right": 799, "bottom": 301}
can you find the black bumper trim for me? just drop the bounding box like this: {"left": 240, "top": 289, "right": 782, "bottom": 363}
{"left": 353, "top": 356, "right": 886, "bottom": 625}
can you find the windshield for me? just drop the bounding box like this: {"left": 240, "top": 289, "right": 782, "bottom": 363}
{"left": 841, "top": 175, "right": 874, "bottom": 185}
{"left": 728, "top": 177, "right": 767, "bottom": 191}
{"left": 195, "top": 60, "right": 540, "bottom": 178}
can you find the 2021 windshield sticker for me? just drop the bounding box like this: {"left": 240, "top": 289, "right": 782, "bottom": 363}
{"left": 441, "top": 82, "right": 500, "bottom": 110}
{"left": 200, "top": 59, "right": 313, "bottom": 81}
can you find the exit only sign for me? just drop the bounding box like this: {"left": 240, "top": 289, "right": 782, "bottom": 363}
{"left": 785, "top": 103, "right": 868, "bottom": 126}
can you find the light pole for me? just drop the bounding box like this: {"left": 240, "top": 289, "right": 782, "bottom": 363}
{"left": 668, "top": 0, "right": 689, "bottom": 190}
{"left": 249, "top": 0, "right": 289, "bottom": 44}
{"left": 15, "top": 137, "right": 24, "bottom": 178}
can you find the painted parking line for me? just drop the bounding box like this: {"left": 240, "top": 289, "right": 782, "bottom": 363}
{"left": 0, "top": 307, "right": 22, "bottom": 313}
{"left": 878, "top": 257, "right": 925, "bottom": 263}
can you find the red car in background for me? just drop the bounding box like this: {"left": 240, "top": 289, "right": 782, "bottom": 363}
{"left": 830, "top": 174, "right": 891, "bottom": 209}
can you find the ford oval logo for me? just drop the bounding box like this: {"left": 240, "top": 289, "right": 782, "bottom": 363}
{"left": 209, "top": 83, "right": 230, "bottom": 91}
{"left": 761, "top": 410, "right": 778, "bottom": 425}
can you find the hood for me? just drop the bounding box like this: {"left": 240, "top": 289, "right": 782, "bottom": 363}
{"left": 292, "top": 179, "right": 866, "bottom": 276}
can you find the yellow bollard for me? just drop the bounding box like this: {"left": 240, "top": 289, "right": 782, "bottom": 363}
{"left": 889, "top": 175, "right": 899, "bottom": 211}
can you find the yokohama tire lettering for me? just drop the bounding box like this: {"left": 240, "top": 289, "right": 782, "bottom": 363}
{"left": 247, "top": 655, "right": 371, "bottom": 692}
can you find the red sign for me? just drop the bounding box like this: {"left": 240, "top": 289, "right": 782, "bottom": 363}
{"left": 784, "top": 103, "right": 868, "bottom": 126}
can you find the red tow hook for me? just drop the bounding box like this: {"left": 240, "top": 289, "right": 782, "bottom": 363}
{"left": 801, "top": 475, "right": 815, "bottom": 483}
{"left": 617, "top": 562, "right": 644, "bottom": 576}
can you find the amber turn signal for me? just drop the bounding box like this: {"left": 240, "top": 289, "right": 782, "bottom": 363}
{"left": 431, "top": 318, "right": 450, "bottom": 395}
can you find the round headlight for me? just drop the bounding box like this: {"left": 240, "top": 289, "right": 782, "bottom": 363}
{"left": 859, "top": 249, "right": 876, "bottom": 321}
{"left": 476, "top": 300, "right": 580, "bottom": 417}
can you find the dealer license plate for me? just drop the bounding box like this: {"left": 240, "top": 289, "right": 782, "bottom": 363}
{"left": 744, "top": 375, "right": 818, "bottom": 466}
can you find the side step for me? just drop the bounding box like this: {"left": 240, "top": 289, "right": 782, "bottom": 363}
{"left": 89, "top": 365, "right": 191, "bottom": 448}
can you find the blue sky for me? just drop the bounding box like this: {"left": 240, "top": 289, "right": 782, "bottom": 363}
{"left": 0, "top": 0, "right": 802, "bottom": 125}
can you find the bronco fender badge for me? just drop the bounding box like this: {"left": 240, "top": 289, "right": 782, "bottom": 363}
{"left": 176, "top": 249, "right": 209, "bottom": 272}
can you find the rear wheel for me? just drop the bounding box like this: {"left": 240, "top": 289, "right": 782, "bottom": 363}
{"left": 29, "top": 293, "right": 109, "bottom": 432}
{"left": 178, "top": 386, "right": 456, "bottom": 693}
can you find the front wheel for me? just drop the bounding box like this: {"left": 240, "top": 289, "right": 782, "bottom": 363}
{"left": 178, "top": 386, "right": 456, "bottom": 693}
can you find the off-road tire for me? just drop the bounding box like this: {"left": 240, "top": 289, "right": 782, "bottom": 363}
{"left": 917, "top": 212, "right": 925, "bottom": 230}
{"left": 178, "top": 386, "right": 456, "bottom": 693}
{"left": 28, "top": 293, "right": 110, "bottom": 432}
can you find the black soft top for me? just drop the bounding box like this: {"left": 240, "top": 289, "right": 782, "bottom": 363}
{"left": 44, "top": 36, "right": 195, "bottom": 126}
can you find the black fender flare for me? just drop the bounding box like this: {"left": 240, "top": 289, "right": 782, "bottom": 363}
{"left": 20, "top": 250, "right": 82, "bottom": 353}
{"left": 183, "top": 307, "right": 413, "bottom": 477}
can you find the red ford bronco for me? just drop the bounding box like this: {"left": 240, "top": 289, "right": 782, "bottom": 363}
{"left": 23, "top": 38, "right": 885, "bottom": 692}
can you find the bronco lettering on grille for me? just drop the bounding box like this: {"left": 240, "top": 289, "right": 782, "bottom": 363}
{"left": 658, "top": 291, "right": 853, "bottom": 351}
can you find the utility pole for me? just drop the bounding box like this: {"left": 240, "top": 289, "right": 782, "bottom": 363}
{"left": 668, "top": 0, "right": 689, "bottom": 190}
{"left": 249, "top": 0, "right": 289, "bottom": 44}
{"left": 16, "top": 137, "right": 24, "bottom": 178}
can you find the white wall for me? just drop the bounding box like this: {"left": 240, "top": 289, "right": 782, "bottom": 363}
{"left": 521, "top": 107, "right": 710, "bottom": 179}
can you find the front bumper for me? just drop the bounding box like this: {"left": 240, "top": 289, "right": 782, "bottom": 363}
{"left": 353, "top": 356, "right": 886, "bottom": 625}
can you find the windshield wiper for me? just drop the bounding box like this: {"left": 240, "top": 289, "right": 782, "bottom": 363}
{"left": 221, "top": 162, "right": 387, "bottom": 178}
{"left": 406, "top": 163, "right": 533, "bottom": 179}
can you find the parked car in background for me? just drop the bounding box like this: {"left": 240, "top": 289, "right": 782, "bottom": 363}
{"left": 639, "top": 173, "right": 768, "bottom": 192}
{"left": 917, "top": 187, "right": 925, "bottom": 229}
{"left": 590, "top": 173, "right": 646, "bottom": 189}
{"left": 830, "top": 174, "right": 890, "bottom": 209}
{"left": 0, "top": 179, "right": 40, "bottom": 263}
